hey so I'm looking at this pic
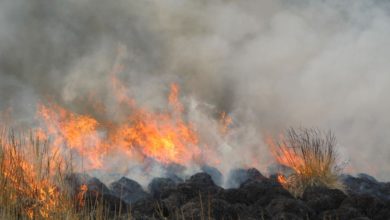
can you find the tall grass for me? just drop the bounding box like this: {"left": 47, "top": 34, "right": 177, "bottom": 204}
{"left": 0, "top": 127, "right": 204, "bottom": 220}
{"left": 269, "top": 128, "right": 345, "bottom": 197}
{"left": 0, "top": 128, "right": 129, "bottom": 219}
{"left": 0, "top": 128, "right": 76, "bottom": 219}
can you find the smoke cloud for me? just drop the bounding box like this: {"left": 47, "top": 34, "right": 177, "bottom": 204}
{"left": 1, "top": 0, "right": 390, "bottom": 181}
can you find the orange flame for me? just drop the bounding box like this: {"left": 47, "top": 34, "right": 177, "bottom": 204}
{"left": 77, "top": 184, "right": 88, "bottom": 208}
{"left": 277, "top": 174, "right": 288, "bottom": 186}
{"left": 37, "top": 104, "right": 106, "bottom": 169}
{"left": 267, "top": 135, "right": 304, "bottom": 186}
{"left": 219, "top": 112, "right": 232, "bottom": 135}
{"left": 267, "top": 135, "right": 304, "bottom": 173}
{"left": 0, "top": 130, "right": 68, "bottom": 219}
{"left": 36, "top": 81, "right": 202, "bottom": 170}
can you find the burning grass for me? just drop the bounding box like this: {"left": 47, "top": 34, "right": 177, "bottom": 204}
{"left": 268, "top": 128, "right": 345, "bottom": 197}
{"left": 0, "top": 81, "right": 220, "bottom": 219}
{"left": 0, "top": 124, "right": 382, "bottom": 219}
{"left": 0, "top": 131, "right": 61, "bottom": 218}
{"left": 0, "top": 128, "right": 127, "bottom": 219}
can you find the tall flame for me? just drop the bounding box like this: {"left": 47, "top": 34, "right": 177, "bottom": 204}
{"left": 36, "top": 80, "right": 202, "bottom": 171}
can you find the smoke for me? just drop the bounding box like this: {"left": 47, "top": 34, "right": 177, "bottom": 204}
{"left": 1, "top": 0, "right": 390, "bottom": 181}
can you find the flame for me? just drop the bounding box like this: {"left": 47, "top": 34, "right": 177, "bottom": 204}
{"left": 267, "top": 135, "right": 304, "bottom": 187}
{"left": 277, "top": 174, "right": 288, "bottom": 186}
{"left": 267, "top": 135, "right": 304, "bottom": 173}
{"left": 37, "top": 104, "right": 106, "bottom": 169}
{"left": 168, "top": 83, "right": 184, "bottom": 114}
{"left": 0, "top": 48, "right": 225, "bottom": 218}
{"left": 219, "top": 112, "right": 232, "bottom": 135}
{"left": 77, "top": 184, "right": 88, "bottom": 208}
{"left": 0, "top": 130, "right": 70, "bottom": 219}
{"left": 36, "top": 81, "right": 202, "bottom": 170}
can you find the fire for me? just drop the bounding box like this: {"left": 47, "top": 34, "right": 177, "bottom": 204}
{"left": 168, "top": 83, "right": 184, "bottom": 113}
{"left": 219, "top": 112, "right": 232, "bottom": 135}
{"left": 267, "top": 129, "right": 344, "bottom": 196}
{"left": 267, "top": 135, "right": 304, "bottom": 186}
{"left": 36, "top": 81, "right": 202, "bottom": 170}
{"left": 277, "top": 174, "right": 288, "bottom": 186}
{"left": 38, "top": 103, "right": 106, "bottom": 169}
{"left": 0, "top": 129, "right": 70, "bottom": 219}
{"left": 267, "top": 135, "right": 304, "bottom": 172}
{"left": 77, "top": 184, "right": 88, "bottom": 208}
{"left": 115, "top": 108, "right": 200, "bottom": 164}
{"left": 0, "top": 54, "right": 226, "bottom": 218}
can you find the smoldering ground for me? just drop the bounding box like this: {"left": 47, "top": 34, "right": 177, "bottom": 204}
{"left": 1, "top": 0, "right": 390, "bottom": 181}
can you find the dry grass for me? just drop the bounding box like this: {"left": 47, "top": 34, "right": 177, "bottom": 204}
{"left": 0, "top": 128, "right": 131, "bottom": 220}
{"left": 0, "top": 125, "right": 346, "bottom": 218}
{"left": 0, "top": 129, "right": 71, "bottom": 219}
{"left": 0, "top": 127, "right": 208, "bottom": 220}
{"left": 269, "top": 128, "right": 345, "bottom": 197}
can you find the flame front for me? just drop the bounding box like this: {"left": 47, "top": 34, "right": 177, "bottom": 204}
{"left": 36, "top": 81, "right": 202, "bottom": 170}
{"left": 0, "top": 60, "right": 231, "bottom": 218}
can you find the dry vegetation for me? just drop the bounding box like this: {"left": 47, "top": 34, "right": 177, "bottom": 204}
{"left": 0, "top": 126, "right": 348, "bottom": 219}
{"left": 0, "top": 128, "right": 213, "bottom": 220}
{"left": 269, "top": 128, "right": 345, "bottom": 197}
{"left": 0, "top": 128, "right": 130, "bottom": 220}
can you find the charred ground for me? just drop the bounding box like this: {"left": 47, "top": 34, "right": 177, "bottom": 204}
{"left": 73, "top": 168, "right": 390, "bottom": 220}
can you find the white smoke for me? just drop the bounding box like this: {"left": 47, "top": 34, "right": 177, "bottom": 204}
{"left": 1, "top": 0, "right": 390, "bottom": 181}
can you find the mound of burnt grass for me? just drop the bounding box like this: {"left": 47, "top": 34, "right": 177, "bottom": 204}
{"left": 72, "top": 168, "right": 390, "bottom": 220}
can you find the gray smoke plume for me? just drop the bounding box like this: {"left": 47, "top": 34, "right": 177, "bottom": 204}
{"left": 1, "top": 0, "right": 390, "bottom": 181}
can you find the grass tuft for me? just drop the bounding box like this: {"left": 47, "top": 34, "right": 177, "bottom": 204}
{"left": 268, "top": 128, "right": 345, "bottom": 197}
